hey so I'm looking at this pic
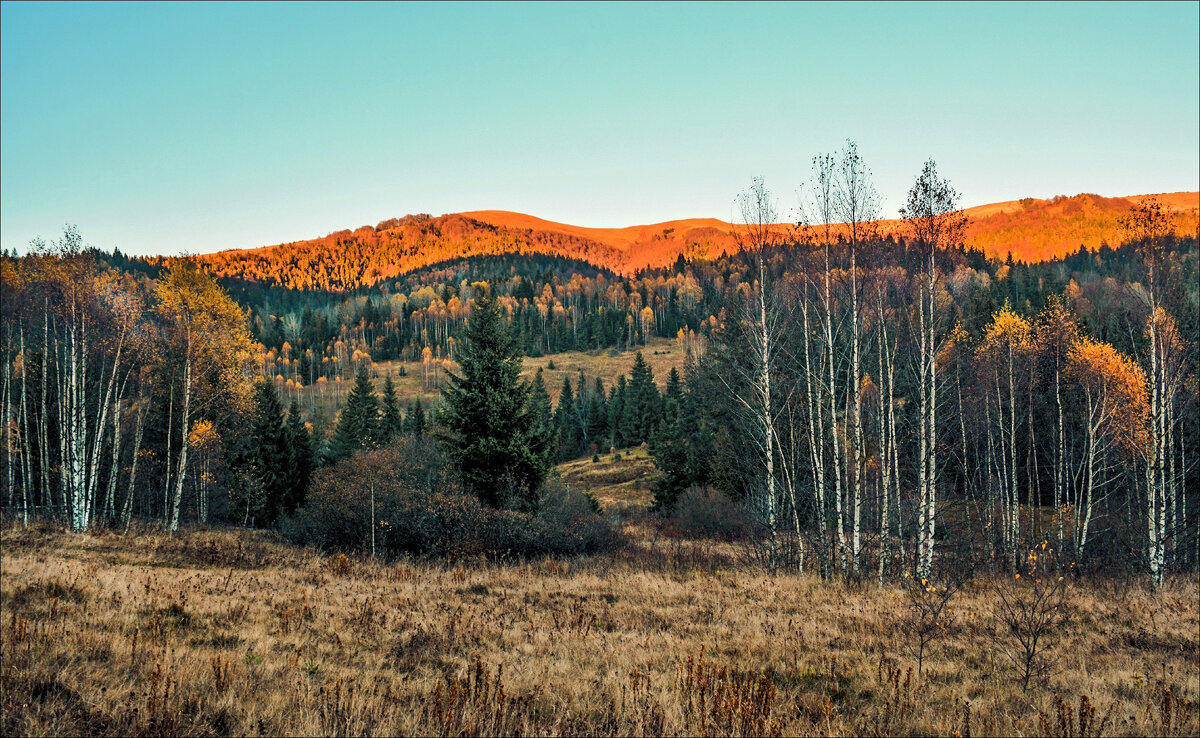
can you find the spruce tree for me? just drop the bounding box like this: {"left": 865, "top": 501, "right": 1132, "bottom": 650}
{"left": 529, "top": 369, "right": 555, "bottom": 463}
{"left": 650, "top": 363, "right": 712, "bottom": 509}
{"left": 284, "top": 398, "right": 314, "bottom": 514}
{"left": 650, "top": 410, "right": 689, "bottom": 509}
{"left": 621, "top": 351, "right": 660, "bottom": 446}
{"left": 663, "top": 366, "right": 684, "bottom": 418}
{"left": 587, "top": 377, "right": 608, "bottom": 451}
{"left": 379, "top": 373, "right": 403, "bottom": 444}
{"left": 608, "top": 376, "right": 627, "bottom": 448}
{"left": 247, "top": 379, "right": 291, "bottom": 525}
{"left": 406, "top": 398, "right": 426, "bottom": 437}
{"left": 555, "top": 375, "right": 583, "bottom": 460}
{"left": 328, "top": 364, "right": 380, "bottom": 462}
{"left": 440, "top": 293, "right": 552, "bottom": 509}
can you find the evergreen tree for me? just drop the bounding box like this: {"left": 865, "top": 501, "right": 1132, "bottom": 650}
{"left": 663, "top": 366, "right": 684, "bottom": 419}
{"left": 406, "top": 398, "right": 427, "bottom": 437}
{"left": 575, "top": 369, "right": 590, "bottom": 443}
{"left": 284, "top": 398, "right": 314, "bottom": 514}
{"left": 621, "top": 351, "right": 660, "bottom": 445}
{"left": 440, "top": 294, "right": 552, "bottom": 510}
{"left": 651, "top": 410, "right": 689, "bottom": 509}
{"left": 528, "top": 369, "right": 556, "bottom": 463}
{"left": 555, "top": 375, "right": 583, "bottom": 460}
{"left": 587, "top": 377, "right": 608, "bottom": 451}
{"left": 247, "top": 379, "right": 291, "bottom": 525}
{"left": 608, "top": 375, "right": 627, "bottom": 448}
{"left": 379, "top": 373, "right": 403, "bottom": 444}
{"left": 328, "top": 364, "right": 380, "bottom": 462}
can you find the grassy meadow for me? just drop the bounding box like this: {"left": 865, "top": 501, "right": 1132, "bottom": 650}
{"left": 2, "top": 522, "right": 1197, "bottom": 737}
{"left": 277, "top": 337, "right": 691, "bottom": 422}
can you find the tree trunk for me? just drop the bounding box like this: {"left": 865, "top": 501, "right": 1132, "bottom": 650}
{"left": 121, "top": 399, "right": 146, "bottom": 533}
{"left": 169, "top": 347, "right": 192, "bottom": 534}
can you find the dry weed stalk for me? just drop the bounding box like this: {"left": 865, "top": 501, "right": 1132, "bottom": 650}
{"left": 1038, "top": 694, "right": 1113, "bottom": 738}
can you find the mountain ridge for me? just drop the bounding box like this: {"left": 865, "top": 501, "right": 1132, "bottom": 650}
{"left": 195, "top": 191, "right": 1198, "bottom": 291}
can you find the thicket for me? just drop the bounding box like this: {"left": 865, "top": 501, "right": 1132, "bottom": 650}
{"left": 281, "top": 440, "right": 621, "bottom": 559}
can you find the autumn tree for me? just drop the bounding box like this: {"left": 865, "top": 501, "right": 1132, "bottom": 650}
{"left": 724, "top": 176, "right": 786, "bottom": 571}
{"left": 156, "top": 257, "right": 254, "bottom": 534}
{"left": 833, "top": 139, "right": 881, "bottom": 575}
{"left": 978, "top": 303, "right": 1034, "bottom": 567}
{"left": 1123, "top": 197, "right": 1186, "bottom": 586}
{"left": 1065, "top": 338, "right": 1149, "bottom": 561}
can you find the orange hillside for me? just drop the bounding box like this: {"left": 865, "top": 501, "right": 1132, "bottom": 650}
{"left": 195, "top": 192, "right": 1198, "bottom": 291}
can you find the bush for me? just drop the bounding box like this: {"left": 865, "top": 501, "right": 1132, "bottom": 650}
{"left": 670, "top": 487, "right": 752, "bottom": 542}
{"left": 282, "top": 441, "right": 622, "bottom": 559}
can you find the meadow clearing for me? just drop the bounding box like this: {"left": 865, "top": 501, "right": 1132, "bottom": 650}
{"left": 1, "top": 522, "right": 1196, "bottom": 737}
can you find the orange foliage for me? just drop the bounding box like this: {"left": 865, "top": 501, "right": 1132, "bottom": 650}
{"left": 1066, "top": 337, "right": 1150, "bottom": 454}
{"left": 193, "top": 193, "right": 1198, "bottom": 291}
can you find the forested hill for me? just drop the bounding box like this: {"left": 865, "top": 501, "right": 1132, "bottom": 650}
{"left": 187, "top": 192, "right": 1198, "bottom": 292}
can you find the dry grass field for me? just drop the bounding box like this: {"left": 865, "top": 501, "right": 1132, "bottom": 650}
{"left": 2, "top": 524, "right": 1197, "bottom": 737}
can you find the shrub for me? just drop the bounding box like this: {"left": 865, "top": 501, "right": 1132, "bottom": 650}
{"left": 988, "top": 543, "right": 1072, "bottom": 691}
{"left": 670, "top": 487, "right": 752, "bottom": 542}
{"left": 283, "top": 441, "right": 622, "bottom": 559}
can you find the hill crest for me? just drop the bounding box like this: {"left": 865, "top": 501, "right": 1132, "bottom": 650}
{"left": 196, "top": 192, "right": 1198, "bottom": 291}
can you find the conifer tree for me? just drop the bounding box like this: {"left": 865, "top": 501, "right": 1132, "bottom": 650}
{"left": 406, "top": 398, "right": 426, "bottom": 437}
{"left": 284, "top": 398, "right": 314, "bottom": 514}
{"left": 651, "top": 363, "right": 712, "bottom": 509}
{"left": 247, "top": 379, "right": 290, "bottom": 525}
{"left": 663, "top": 366, "right": 684, "bottom": 418}
{"left": 576, "top": 369, "right": 590, "bottom": 445}
{"left": 379, "top": 373, "right": 403, "bottom": 444}
{"left": 529, "top": 369, "right": 556, "bottom": 462}
{"left": 440, "top": 293, "right": 552, "bottom": 510}
{"left": 621, "top": 351, "right": 660, "bottom": 446}
{"left": 328, "top": 364, "right": 380, "bottom": 462}
{"left": 587, "top": 377, "right": 609, "bottom": 451}
{"left": 555, "top": 375, "right": 583, "bottom": 460}
{"left": 608, "top": 375, "right": 627, "bottom": 448}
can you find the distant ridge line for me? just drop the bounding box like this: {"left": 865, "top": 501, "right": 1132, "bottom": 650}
{"left": 192, "top": 191, "right": 1198, "bottom": 291}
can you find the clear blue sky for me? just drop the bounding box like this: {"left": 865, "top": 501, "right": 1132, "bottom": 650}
{"left": 2, "top": 1, "right": 1197, "bottom": 256}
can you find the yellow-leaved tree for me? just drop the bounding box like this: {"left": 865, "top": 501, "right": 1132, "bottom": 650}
{"left": 156, "top": 258, "right": 254, "bottom": 534}
{"left": 1065, "top": 337, "right": 1149, "bottom": 561}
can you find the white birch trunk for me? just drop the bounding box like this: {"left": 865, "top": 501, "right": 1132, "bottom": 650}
{"left": 169, "top": 347, "right": 192, "bottom": 534}
{"left": 120, "top": 399, "right": 146, "bottom": 532}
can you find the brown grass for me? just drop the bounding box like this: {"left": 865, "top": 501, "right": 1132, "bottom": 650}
{"left": 2, "top": 524, "right": 1197, "bottom": 737}
{"left": 555, "top": 447, "right": 659, "bottom": 510}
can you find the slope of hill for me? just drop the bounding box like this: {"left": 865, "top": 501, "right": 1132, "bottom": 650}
{"left": 195, "top": 192, "right": 1198, "bottom": 291}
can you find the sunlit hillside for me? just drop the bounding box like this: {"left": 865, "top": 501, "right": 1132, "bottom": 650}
{"left": 192, "top": 192, "right": 1198, "bottom": 291}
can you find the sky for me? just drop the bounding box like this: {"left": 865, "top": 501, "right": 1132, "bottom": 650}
{"left": 2, "top": 1, "right": 1198, "bottom": 256}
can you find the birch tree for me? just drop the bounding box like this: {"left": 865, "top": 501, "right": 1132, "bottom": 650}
{"left": 157, "top": 259, "right": 254, "bottom": 534}
{"left": 978, "top": 304, "right": 1034, "bottom": 568}
{"left": 833, "top": 139, "right": 881, "bottom": 576}
{"left": 900, "top": 160, "right": 967, "bottom": 580}
{"left": 1123, "top": 198, "right": 1176, "bottom": 587}
{"left": 1065, "top": 338, "right": 1150, "bottom": 561}
{"left": 726, "top": 177, "right": 784, "bottom": 571}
